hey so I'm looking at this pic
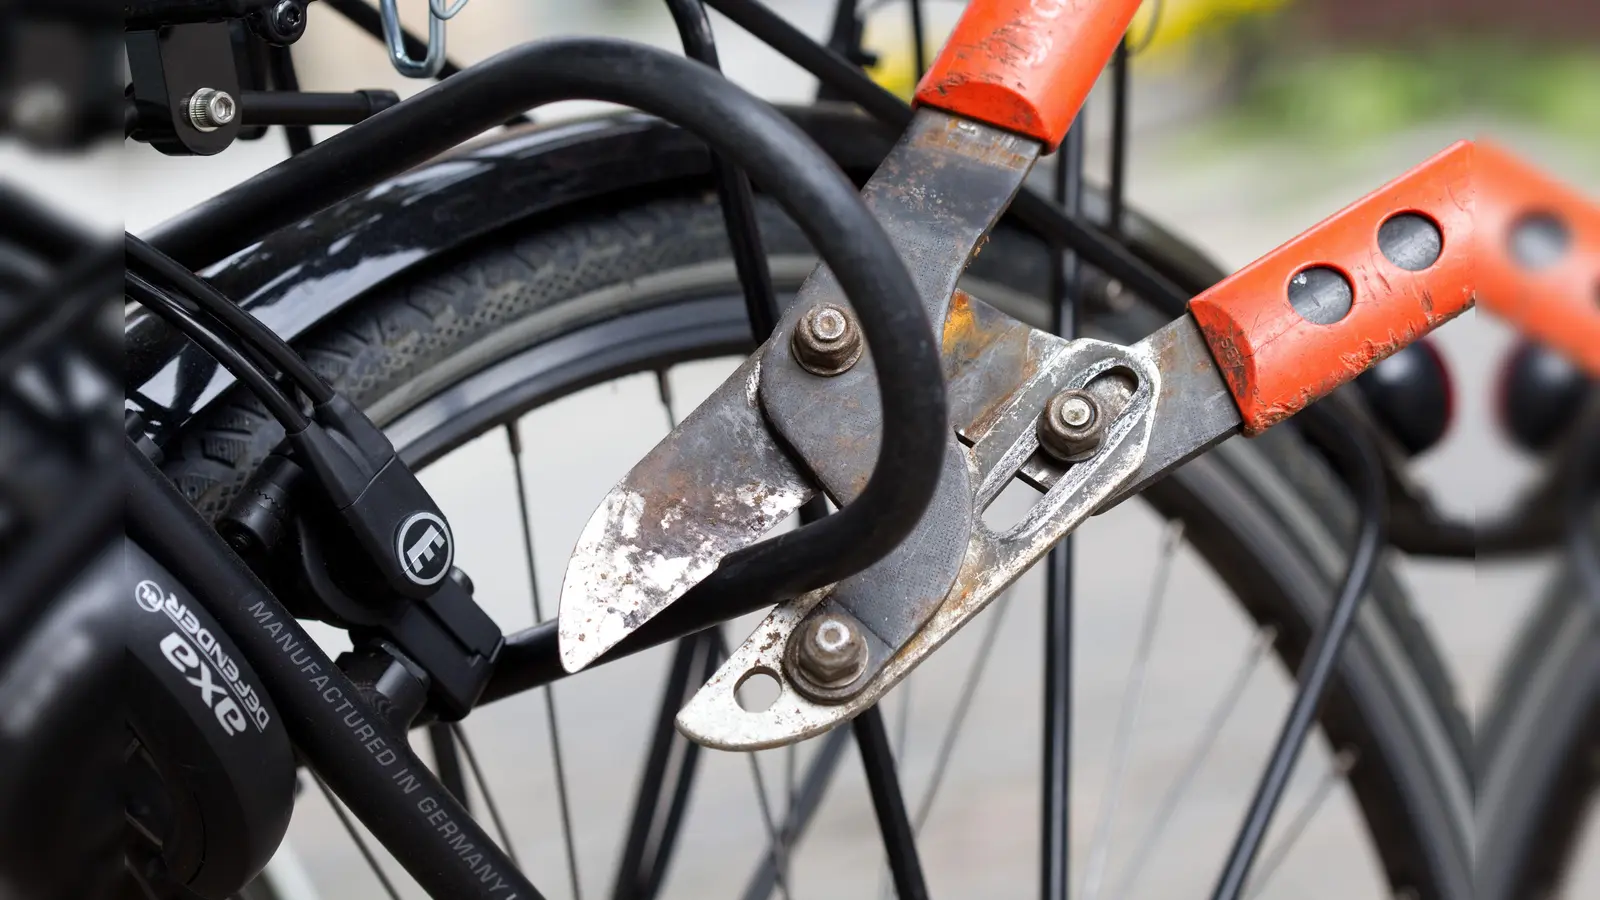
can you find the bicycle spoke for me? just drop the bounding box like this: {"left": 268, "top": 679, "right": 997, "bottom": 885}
{"left": 506, "top": 421, "right": 583, "bottom": 900}
{"left": 1082, "top": 520, "right": 1185, "bottom": 900}
{"left": 312, "top": 773, "right": 403, "bottom": 900}
{"left": 1209, "top": 422, "right": 1385, "bottom": 900}
{"left": 1110, "top": 627, "right": 1279, "bottom": 899}
{"left": 740, "top": 728, "right": 853, "bottom": 900}
{"left": 1242, "top": 748, "right": 1359, "bottom": 899}
{"left": 912, "top": 590, "right": 1016, "bottom": 831}
{"left": 877, "top": 681, "right": 916, "bottom": 899}
{"left": 451, "top": 723, "right": 520, "bottom": 866}
{"left": 429, "top": 721, "right": 471, "bottom": 809}
{"left": 856, "top": 704, "right": 931, "bottom": 900}
{"left": 612, "top": 631, "right": 716, "bottom": 900}
{"left": 747, "top": 752, "right": 795, "bottom": 900}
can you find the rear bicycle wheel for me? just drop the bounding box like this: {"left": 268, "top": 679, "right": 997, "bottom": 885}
{"left": 155, "top": 178, "right": 1474, "bottom": 898}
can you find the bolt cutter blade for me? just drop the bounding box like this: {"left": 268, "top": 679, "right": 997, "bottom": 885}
{"left": 557, "top": 356, "right": 815, "bottom": 673}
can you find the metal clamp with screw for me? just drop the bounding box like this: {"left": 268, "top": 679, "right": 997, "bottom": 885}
{"left": 784, "top": 612, "right": 869, "bottom": 703}
{"left": 1038, "top": 389, "right": 1106, "bottom": 461}
{"left": 792, "top": 304, "right": 864, "bottom": 376}
{"left": 186, "top": 88, "right": 237, "bottom": 133}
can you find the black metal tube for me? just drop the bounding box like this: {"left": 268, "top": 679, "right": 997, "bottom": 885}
{"left": 908, "top": 0, "right": 927, "bottom": 79}
{"left": 1108, "top": 42, "right": 1129, "bottom": 235}
{"left": 854, "top": 705, "right": 930, "bottom": 900}
{"left": 1041, "top": 118, "right": 1086, "bottom": 900}
{"left": 611, "top": 631, "right": 712, "bottom": 900}
{"left": 147, "top": 38, "right": 948, "bottom": 621}
{"left": 263, "top": 46, "right": 314, "bottom": 153}
{"left": 241, "top": 89, "right": 398, "bottom": 127}
{"left": 700, "top": 0, "right": 1190, "bottom": 320}
{"left": 1207, "top": 391, "right": 1388, "bottom": 900}
{"left": 640, "top": 632, "right": 724, "bottom": 900}
{"left": 664, "top": 0, "right": 780, "bottom": 338}
{"left": 124, "top": 441, "right": 547, "bottom": 900}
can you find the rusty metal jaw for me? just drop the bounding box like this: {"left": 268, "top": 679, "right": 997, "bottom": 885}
{"left": 676, "top": 328, "right": 1164, "bottom": 750}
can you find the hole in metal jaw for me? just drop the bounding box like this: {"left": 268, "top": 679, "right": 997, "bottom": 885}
{"left": 735, "top": 667, "right": 782, "bottom": 713}
{"left": 1287, "top": 266, "right": 1354, "bottom": 325}
{"left": 1377, "top": 212, "right": 1443, "bottom": 271}
{"left": 1508, "top": 211, "right": 1572, "bottom": 271}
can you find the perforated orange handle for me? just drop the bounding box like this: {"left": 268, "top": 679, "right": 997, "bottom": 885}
{"left": 913, "top": 0, "right": 1143, "bottom": 150}
{"left": 1474, "top": 142, "right": 1600, "bottom": 377}
{"left": 1189, "top": 142, "right": 1479, "bottom": 435}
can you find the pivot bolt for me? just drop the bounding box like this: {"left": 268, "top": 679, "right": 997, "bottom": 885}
{"left": 187, "top": 88, "right": 237, "bottom": 133}
{"left": 792, "top": 304, "right": 863, "bottom": 376}
{"left": 1038, "top": 389, "right": 1105, "bottom": 461}
{"left": 794, "top": 615, "right": 867, "bottom": 687}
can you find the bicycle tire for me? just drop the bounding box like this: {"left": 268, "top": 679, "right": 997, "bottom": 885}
{"left": 152, "top": 159, "right": 1475, "bottom": 897}
{"left": 1475, "top": 567, "right": 1600, "bottom": 899}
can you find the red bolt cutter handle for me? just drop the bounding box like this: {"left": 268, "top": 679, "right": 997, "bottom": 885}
{"left": 914, "top": 0, "right": 1143, "bottom": 150}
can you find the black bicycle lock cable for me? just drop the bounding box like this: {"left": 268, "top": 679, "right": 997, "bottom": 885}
{"left": 125, "top": 272, "right": 310, "bottom": 432}
{"left": 125, "top": 440, "right": 546, "bottom": 900}
{"left": 1209, "top": 388, "right": 1390, "bottom": 900}
{"left": 126, "top": 233, "right": 335, "bottom": 406}
{"left": 144, "top": 37, "right": 946, "bottom": 627}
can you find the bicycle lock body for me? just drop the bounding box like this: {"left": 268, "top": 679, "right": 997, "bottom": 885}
{"left": 144, "top": 37, "right": 949, "bottom": 631}
{"left": 126, "top": 439, "right": 548, "bottom": 900}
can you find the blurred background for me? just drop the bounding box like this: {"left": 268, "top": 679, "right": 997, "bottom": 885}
{"left": 9, "top": 0, "right": 1600, "bottom": 898}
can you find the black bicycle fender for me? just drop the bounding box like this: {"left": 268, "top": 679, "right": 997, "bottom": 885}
{"left": 126, "top": 105, "right": 899, "bottom": 425}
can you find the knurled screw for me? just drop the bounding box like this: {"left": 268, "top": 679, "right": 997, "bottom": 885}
{"left": 795, "top": 615, "right": 867, "bottom": 686}
{"left": 187, "top": 88, "right": 237, "bottom": 133}
{"left": 1038, "top": 389, "right": 1105, "bottom": 461}
{"left": 792, "top": 304, "right": 863, "bottom": 376}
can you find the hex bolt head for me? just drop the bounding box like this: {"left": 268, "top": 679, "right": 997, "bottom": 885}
{"left": 795, "top": 616, "right": 867, "bottom": 687}
{"left": 792, "top": 304, "right": 863, "bottom": 376}
{"left": 1038, "top": 389, "right": 1105, "bottom": 461}
{"left": 187, "top": 88, "right": 237, "bottom": 133}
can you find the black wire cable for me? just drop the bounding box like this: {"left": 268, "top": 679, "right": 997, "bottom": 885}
{"left": 125, "top": 233, "right": 334, "bottom": 404}
{"left": 125, "top": 272, "right": 310, "bottom": 431}
{"left": 1208, "top": 391, "right": 1388, "bottom": 900}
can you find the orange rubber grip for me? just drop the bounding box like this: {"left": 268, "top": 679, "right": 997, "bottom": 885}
{"left": 1474, "top": 142, "right": 1600, "bottom": 377}
{"left": 1189, "top": 142, "right": 1479, "bottom": 435}
{"left": 913, "top": 0, "right": 1143, "bottom": 150}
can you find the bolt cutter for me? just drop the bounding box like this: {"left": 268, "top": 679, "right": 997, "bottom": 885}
{"left": 556, "top": 0, "right": 1598, "bottom": 750}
